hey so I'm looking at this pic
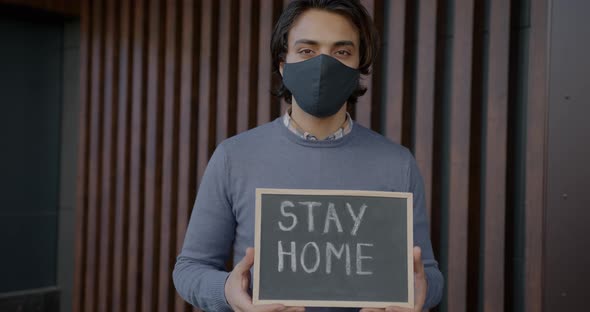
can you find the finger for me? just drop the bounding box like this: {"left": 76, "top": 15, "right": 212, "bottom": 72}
{"left": 234, "top": 247, "right": 255, "bottom": 273}
{"left": 251, "top": 303, "right": 286, "bottom": 312}
{"left": 385, "top": 307, "right": 411, "bottom": 312}
{"left": 241, "top": 270, "right": 250, "bottom": 290}
{"left": 413, "top": 246, "right": 424, "bottom": 276}
{"left": 360, "top": 308, "right": 384, "bottom": 312}
{"left": 232, "top": 285, "right": 256, "bottom": 308}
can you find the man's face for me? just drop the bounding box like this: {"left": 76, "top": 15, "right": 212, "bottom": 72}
{"left": 280, "top": 9, "right": 361, "bottom": 74}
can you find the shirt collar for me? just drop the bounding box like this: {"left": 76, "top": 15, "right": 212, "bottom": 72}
{"left": 282, "top": 107, "right": 353, "bottom": 141}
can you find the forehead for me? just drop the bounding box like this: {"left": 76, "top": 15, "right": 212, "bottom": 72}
{"left": 288, "top": 9, "right": 359, "bottom": 45}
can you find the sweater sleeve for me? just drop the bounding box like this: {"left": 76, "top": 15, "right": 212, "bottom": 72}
{"left": 173, "top": 143, "right": 235, "bottom": 312}
{"left": 407, "top": 152, "right": 444, "bottom": 310}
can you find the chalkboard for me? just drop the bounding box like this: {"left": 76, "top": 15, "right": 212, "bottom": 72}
{"left": 253, "top": 188, "right": 414, "bottom": 309}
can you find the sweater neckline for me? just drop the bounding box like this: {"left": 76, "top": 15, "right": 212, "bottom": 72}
{"left": 274, "top": 117, "right": 358, "bottom": 148}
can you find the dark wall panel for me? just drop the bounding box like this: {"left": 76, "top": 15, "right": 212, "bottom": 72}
{"left": 544, "top": 0, "right": 590, "bottom": 311}
{"left": 0, "top": 8, "right": 63, "bottom": 293}
{"left": 0, "top": 0, "right": 79, "bottom": 16}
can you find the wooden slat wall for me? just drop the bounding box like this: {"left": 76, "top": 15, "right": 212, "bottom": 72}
{"left": 382, "top": 0, "right": 406, "bottom": 144}
{"left": 413, "top": 0, "right": 437, "bottom": 220}
{"left": 525, "top": 0, "right": 550, "bottom": 310}
{"left": 111, "top": 0, "right": 132, "bottom": 310}
{"left": 482, "top": 0, "right": 510, "bottom": 311}
{"left": 74, "top": 0, "right": 550, "bottom": 311}
{"left": 446, "top": 1, "right": 474, "bottom": 311}
{"left": 73, "top": 0, "right": 90, "bottom": 310}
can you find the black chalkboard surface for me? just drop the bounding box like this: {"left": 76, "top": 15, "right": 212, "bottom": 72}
{"left": 253, "top": 188, "right": 414, "bottom": 309}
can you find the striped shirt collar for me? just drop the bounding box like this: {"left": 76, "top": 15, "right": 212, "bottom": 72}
{"left": 282, "top": 108, "right": 354, "bottom": 141}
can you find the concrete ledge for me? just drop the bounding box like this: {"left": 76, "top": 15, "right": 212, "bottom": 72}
{"left": 0, "top": 287, "right": 60, "bottom": 312}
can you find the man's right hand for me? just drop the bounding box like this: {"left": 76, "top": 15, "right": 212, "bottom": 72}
{"left": 225, "top": 247, "right": 305, "bottom": 312}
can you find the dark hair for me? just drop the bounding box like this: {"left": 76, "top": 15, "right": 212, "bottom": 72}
{"left": 271, "top": 0, "right": 380, "bottom": 107}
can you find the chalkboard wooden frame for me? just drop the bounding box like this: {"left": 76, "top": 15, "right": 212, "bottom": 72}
{"left": 253, "top": 188, "right": 414, "bottom": 309}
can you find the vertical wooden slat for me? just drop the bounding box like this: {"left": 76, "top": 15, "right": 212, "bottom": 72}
{"left": 142, "top": 0, "right": 165, "bottom": 310}
{"left": 357, "top": 0, "right": 375, "bottom": 128}
{"left": 413, "top": 0, "right": 437, "bottom": 220}
{"left": 383, "top": 0, "right": 406, "bottom": 143}
{"left": 446, "top": 1, "right": 475, "bottom": 311}
{"left": 111, "top": 0, "right": 133, "bottom": 311}
{"left": 257, "top": 0, "right": 278, "bottom": 125}
{"left": 278, "top": 0, "right": 292, "bottom": 117}
{"left": 159, "top": 0, "right": 181, "bottom": 311}
{"left": 481, "top": 0, "right": 510, "bottom": 311}
{"left": 83, "top": 0, "right": 105, "bottom": 311}
{"left": 215, "top": 0, "right": 231, "bottom": 142}
{"left": 97, "top": 0, "right": 119, "bottom": 311}
{"left": 197, "top": 0, "right": 219, "bottom": 183}
{"left": 237, "top": 0, "right": 258, "bottom": 133}
{"left": 73, "top": 0, "right": 91, "bottom": 310}
{"left": 370, "top": 0, "right": 384, "bottom": 132}
{"left": 176, "top": 1, "right": 200, "bottom": 310}
{"left": 417, "top": 4, "right": 442, "bottom": 312}
{"left": 126, "top": 0, "right": 148, "bottom": 310}
{"left": 216, "top": 0, "right": 239, "bottom": 143}
{"left": 525, "top": 0, "right": 549, "bottom": 310}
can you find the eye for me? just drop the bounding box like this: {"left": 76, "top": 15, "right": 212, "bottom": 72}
{"left": 298, "top": 48, "right": 315, "bottom": 55}
{"left": 335, "top": 50, "right": 352, "bottom": 56}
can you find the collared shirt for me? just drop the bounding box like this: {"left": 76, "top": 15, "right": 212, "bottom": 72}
{"left": 282, "top": 108, "right": 354, "bottom": 141}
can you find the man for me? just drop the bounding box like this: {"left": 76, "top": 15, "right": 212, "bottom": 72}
{"left": 173, "top": 1, "right": 443, "bottom": 311}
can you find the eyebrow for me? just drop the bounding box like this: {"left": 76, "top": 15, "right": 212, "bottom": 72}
{"left": 333, "top": 40, "right": 355, "bottom": 47}
{"left": 293, "top": 39, "right": 355, "bottom": 47}
{"left": 294, "top": 39, "right": 319, "bottom": 46}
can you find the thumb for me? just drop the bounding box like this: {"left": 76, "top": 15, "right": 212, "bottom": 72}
{"left": 413, "top": 246, "right": 424, "bottom": 276}
{"left": 234, "top": 247, "right": 255, "bottom": 273}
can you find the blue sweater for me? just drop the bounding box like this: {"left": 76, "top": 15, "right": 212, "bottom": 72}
{"left": 173, "top": 117, "right": 444, "bottom": 311}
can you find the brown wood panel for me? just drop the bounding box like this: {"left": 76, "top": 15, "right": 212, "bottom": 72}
{"left": 256, "top": 0, "right": 279, "bottom": 125}
{"left": 446, "top": 1, "right": 474, "bottom": 311}
{"left": 196, "top": 0, "right": 219, "bottom": 184}
{"left": 158, "top": 0, "right": 181, "bottom": 310}
{"left": 383, "top": 0, "right": 406, "bottom": 144}
{"left": 482, "top": 0, "right": 510, "bottom": 311}
{"left": 176, "top": 1, "right": 200, "bottom": 311}
{"left": 83, "top": 0, "right": 105, "bottom": 311}
{"left": 73, "top": 0, "right": 91, "bottom": 310}
{"left": 356, "top": 0, "right": 375, "bottom": 129}
{"left": 525, "top": 0, "right": 549, "bottom": 311}
{"left": 370, "top": 0, "right": 384, "bottom": 132}
{"left": 236, "top": 0, "right": 259, "bottom": 133}
{"left": 97, "top": 0, "right": 119, "bottom": 311}
{"left": 126, "top": 0, "right": 148, "bottom": 310}
{"left": 216, "top": 0, "right": 239, "bottom": 143}
{"left": 142, "top": 0, "right": 165, "bottom": 310}
{"left": 278, "top": 0, "right": 292, "bottom": 117}
{"left": 413, "top": 0, "right": 437, "bottom": 221}
{"left": 111, "top": 0, "right": 133, "bottom": 311}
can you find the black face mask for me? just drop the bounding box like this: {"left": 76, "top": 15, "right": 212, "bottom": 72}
{"left": 282, "top": 54, "right": 360, "bottom": 118}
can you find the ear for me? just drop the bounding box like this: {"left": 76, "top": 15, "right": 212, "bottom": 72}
{"left": 279, "top": 61, "right": 285, "bottom": 76}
